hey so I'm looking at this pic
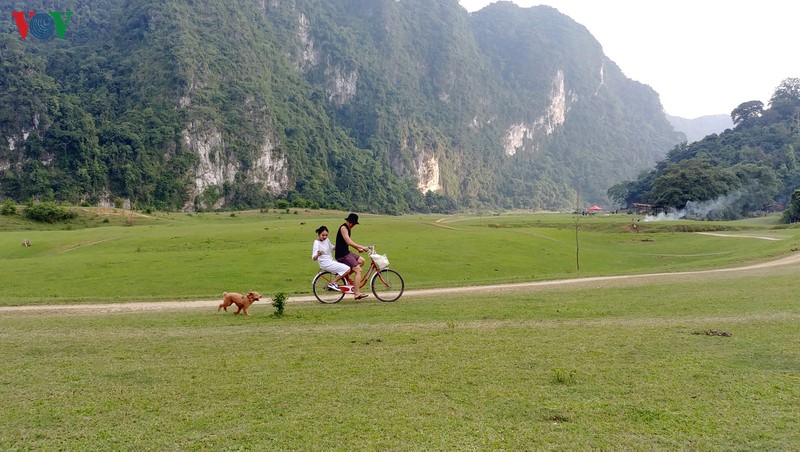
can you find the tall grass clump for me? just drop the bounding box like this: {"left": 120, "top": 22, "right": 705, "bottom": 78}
{"left": 272, "top": 292, "right": 286, "bottom": 317}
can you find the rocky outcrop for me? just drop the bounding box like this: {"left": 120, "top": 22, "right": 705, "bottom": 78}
{"left": 415, "top": 150, "right": 440, "bottom": 193}
{"left": 182, "top": 121, "right": 289, "bottom": 210}
{"left": 503, "top": 70, "right": 569, "bottom": 156}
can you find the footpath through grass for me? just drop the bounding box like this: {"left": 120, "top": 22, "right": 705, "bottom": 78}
{"left": 1, "top": 261, "right": 799, "bottom": 449}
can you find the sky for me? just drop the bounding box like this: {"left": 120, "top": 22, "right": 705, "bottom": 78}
{"left": 458, "top": 0, "right": 800, "bottom": 119}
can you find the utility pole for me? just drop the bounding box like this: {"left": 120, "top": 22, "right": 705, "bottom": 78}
{"left": 574, "top": 216, "right": 580, "bottom": 272}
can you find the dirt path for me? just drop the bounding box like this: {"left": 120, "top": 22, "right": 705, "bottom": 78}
{"left": 696, "top": 232, "right": 786, "bottom": 241}
{"left": 4, "top": 251, "right": 800, "bottom": 315}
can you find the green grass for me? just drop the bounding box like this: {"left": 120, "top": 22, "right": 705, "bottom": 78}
{"left": 1, "top": 208, "right": 798, "bottom": 448}
{"left": 1, "top": 265, "right": 798, "bottom": 448}
{"left": 1, "top": 208, "right": 798, "bottom": 305}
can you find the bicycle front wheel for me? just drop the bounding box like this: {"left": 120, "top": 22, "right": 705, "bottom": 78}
{"left": 370, "top": 269, "right": 404, "bottom": 302}
{"left": 313, "top": 272, "right": 345, "bottom": 304}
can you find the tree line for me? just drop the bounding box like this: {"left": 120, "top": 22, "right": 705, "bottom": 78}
{"left": 608, "top": 78, "right": 800, "bottom": 221}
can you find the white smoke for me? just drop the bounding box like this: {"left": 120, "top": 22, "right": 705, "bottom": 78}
{"left": 643, "top": 211, "right": 684, "bottom": 222}
{"left": 644, "top": 190, "right": 745, "bottom": 222}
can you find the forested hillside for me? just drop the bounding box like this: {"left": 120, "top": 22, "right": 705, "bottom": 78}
{"left": 1, "top": 0, "right": 684, "bottom": 213}
{"left": 609, "top": 78, "right": 800, "bottom": 220}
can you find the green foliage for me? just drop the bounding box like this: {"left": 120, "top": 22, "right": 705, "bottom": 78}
{"left": 613, "top": 78, "right": 800, "bottom": 220}
{"left": 781, "top": 189, "right": 800, "bottom": 223}
{"left": 647, "top": 159, "right": 737, "bottom": 209}
{"left": 731, "top": 100, "right": 764, "bottom": 125}
{"left": 23, "top": 202, "right": 77, "bottom": 223}
{"left": 0, "top": 200, "right": 16, "bottom": 216}
{"left": 769, "top": 77, "right": 800, "bottom": 108}
{"left": 272, "top": 292, "right": 287, "bottom": 317}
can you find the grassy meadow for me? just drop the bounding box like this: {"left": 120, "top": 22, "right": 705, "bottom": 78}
{"left": 0, "top": 207, "right": 797, "bottom": 305}
{"left": 1, "top": 207, "right": 799, "bottom": 448}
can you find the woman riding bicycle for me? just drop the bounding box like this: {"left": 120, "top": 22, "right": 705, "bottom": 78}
{"left": 311, "top": 226, "right": 350, "bottom": 291}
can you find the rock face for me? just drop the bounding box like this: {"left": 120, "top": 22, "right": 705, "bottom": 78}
{"left": 183, "top": 122, "right": 289, "bottom": 210}
{"left": 415, "top": 150, "right": 440, "bottom": 193}
{"left": 504, "top": 70, "right": 569, "bottom": 157}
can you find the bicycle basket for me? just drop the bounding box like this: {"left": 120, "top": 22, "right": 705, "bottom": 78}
{"left": 370, "top": 252, "right": 390, "bottom": 270}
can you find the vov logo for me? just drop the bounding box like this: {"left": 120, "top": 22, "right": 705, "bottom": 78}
{"left": 11, "top": 11, "right": 73, "bottom": 40}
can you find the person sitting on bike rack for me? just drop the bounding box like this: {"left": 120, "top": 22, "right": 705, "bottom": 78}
{"left": 335, "top": 213, "right": 370, "bottom": 300}
{"left": 312, "top": 226, "right": 351, "bottom": 291}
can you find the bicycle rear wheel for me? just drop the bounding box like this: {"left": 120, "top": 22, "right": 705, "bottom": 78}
{"left": 312, "top": 272, "right": 345, "bottom": 304}
{"left": 370, "top": 269, "right": 404, "bottom": 302}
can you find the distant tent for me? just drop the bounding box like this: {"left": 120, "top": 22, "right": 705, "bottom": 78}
{"left": 587, "top": 205, "right": 603, "bottom": 211}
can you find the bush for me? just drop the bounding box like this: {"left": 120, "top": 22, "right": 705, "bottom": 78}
{"left": 0, "top": 200, "right": 16, "bottom": 216}
{"left": 24, "top": 202, "right": 78, "bottom": 223}
{"left": 272, "top": 292, "right": 286, "bottom": 317}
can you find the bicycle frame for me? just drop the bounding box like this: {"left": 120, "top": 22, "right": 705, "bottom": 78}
{"left": 342, "top": 256, "right": 379, "bottom": 289}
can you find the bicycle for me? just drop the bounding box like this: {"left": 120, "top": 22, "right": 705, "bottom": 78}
{"left": 312, "top": 246, "right": 404, "bottom": 303}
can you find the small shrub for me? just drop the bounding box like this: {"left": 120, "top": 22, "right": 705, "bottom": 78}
{"left": 1, "top": 200, "right": 16, "bottom": 216}
{"left": 272, "top": 292, "right": 287, "bottom": 317}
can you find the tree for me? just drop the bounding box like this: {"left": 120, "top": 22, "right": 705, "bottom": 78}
{"left": 781, "top": 188, "right": 800, "bottom": 223}
{"left": 647, "top": 159, "right": 737, "bottom": 210}
{"left": 731, "top": 100, "right": 764, "bottom": 126}
{"left": 607, "top": 169, "right": 657, "bottom": 207}
{"left": 769, "top": 78, "right": 800, "bottom": 106}
{"left": 768, "top": 78, "right": 800, "bottom": 120}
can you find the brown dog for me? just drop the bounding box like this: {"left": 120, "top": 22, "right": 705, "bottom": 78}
{"left": 218, "top": 291, "right": 261, "bottom": 316}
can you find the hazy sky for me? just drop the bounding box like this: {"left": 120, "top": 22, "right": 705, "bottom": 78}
{"left": 459, "top": 0, "right": 799, "bottom": 119}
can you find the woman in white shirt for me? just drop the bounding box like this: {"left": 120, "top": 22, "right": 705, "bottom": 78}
{"left": 312, "top": 226, "right": 351, "bottom": 291}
